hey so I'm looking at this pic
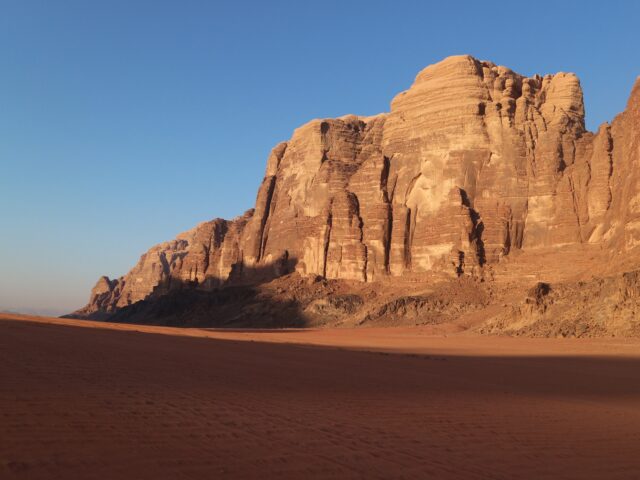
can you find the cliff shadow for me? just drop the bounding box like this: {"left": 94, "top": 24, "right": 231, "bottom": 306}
{"left": 101, "top": 255, "right": 347, "bottom": 329}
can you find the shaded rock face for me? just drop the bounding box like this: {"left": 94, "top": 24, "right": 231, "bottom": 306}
{"left": 75, "top": 56, "right": 640, "bottom": 317}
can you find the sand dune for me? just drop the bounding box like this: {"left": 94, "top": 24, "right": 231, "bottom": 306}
{"left": 2, "top": 315, "right": 640, "bottom": 479}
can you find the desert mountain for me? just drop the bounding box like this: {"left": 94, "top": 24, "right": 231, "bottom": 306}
{"left": 72, "top": 55, "right": 640, "bottom": 336}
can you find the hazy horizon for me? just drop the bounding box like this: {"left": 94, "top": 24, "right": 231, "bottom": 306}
{"left": 2, "top": 0, "right": 639, "bottom": 314}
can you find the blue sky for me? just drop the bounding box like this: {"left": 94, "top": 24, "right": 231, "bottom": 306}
{"left": 1, "top": 0, "right": 638, "bottom": 314}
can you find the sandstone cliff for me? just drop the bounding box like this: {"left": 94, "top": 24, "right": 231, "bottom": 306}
{"left": 73, "top": 55, "right": 640, "bottom": 328}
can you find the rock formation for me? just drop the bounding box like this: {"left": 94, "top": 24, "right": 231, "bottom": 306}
{"left": 73, "top": 55, "right": 640, "bottom": 325}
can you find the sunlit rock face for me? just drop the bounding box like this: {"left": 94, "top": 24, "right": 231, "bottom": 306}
{"left": 75, "top": 56, "right": 640, "bottom": 316}
{"left": 382, "top": 55, "right": 590, "bottom": 270}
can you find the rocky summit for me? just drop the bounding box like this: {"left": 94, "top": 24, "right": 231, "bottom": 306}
{"left": 72, "top": 55, "right": 640, "bottom": 336}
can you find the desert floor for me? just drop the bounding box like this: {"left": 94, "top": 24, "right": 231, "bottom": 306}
{"left": 2, "top": 314, "right": 640, "bottom": 479}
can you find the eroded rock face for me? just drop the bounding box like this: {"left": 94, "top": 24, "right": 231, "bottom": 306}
{"left": 479, "top": 270, "right": 640, "bottom": 338}
{"left": 74, "top": 56, "right": 640, "bottom": 317}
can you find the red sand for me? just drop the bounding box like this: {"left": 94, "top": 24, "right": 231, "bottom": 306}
{"left": 2, "top": 314, "right": 640, "bottom": 479}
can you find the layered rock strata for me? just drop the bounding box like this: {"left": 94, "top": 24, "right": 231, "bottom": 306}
{"left": 75, "top": 55, "right": 640, "bottom": 317}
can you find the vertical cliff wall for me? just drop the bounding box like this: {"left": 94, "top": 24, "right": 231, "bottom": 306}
{"left": 75, "top": 56, "right": 640, "bottom": 316}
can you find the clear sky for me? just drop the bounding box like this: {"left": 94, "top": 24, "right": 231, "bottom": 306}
{"left": 1, "top": 0, "right": 639, "bottom": 315}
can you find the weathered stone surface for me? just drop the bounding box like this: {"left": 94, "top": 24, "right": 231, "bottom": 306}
{"left": 479, "top": 269, "right": 640, "bottom": 338}
{"left": 74, "top": 57, "right": 640, "bottom": 317}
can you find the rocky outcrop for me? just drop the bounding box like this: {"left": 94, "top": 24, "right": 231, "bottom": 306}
{"left": 478, "top": 270, "right": 640, "bottom": 337}
{"left": 73, "top": 56, "right": 640, "bottom": 319}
